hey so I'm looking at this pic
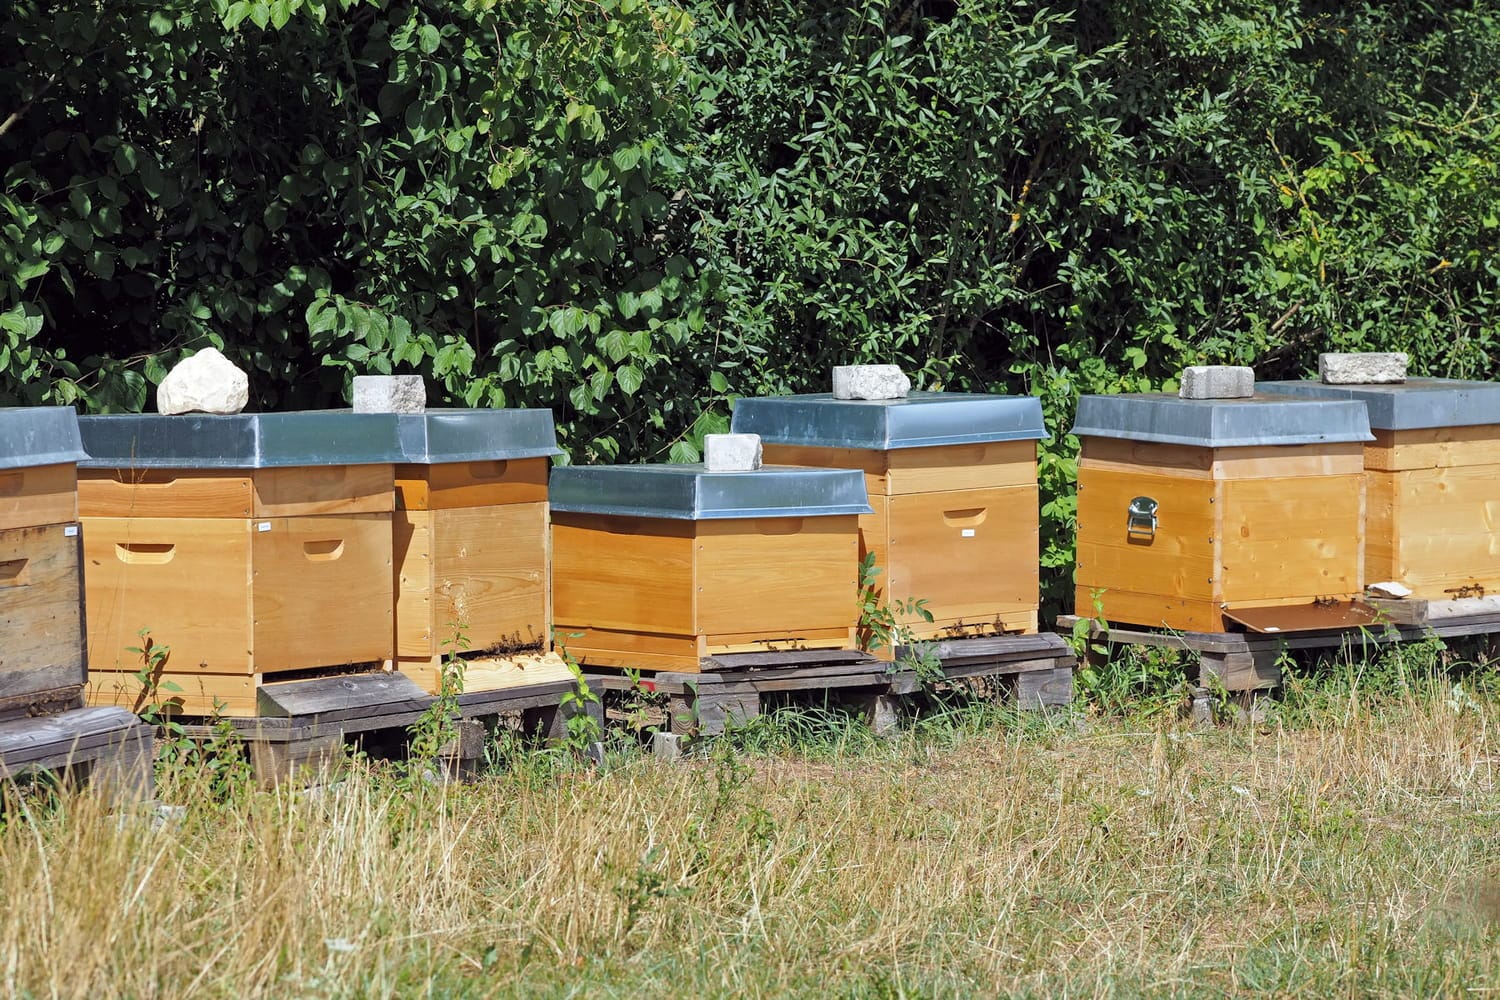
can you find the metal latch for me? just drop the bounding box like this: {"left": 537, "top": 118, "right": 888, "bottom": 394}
{"left": 1126, "top": 496, "right": 1158, "bottom": 539}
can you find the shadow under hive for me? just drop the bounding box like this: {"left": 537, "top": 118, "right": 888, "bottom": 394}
{"left": 549, "top": 463, "right": 870, "bottom": 671}
{"left": 1071, "top": 392, "right": 1373, "bottom": 633}
{"left": 1268, "top": 378, "right": 1500, "bottom": 601}
{"left": 732, "top": 391, "right": 1048, "bottom": 650}
{"left": 77, "top": 412, "right": 402, "bottom": 716}
{"left": 391, "top": 409, "right": 560, "bottom": 693}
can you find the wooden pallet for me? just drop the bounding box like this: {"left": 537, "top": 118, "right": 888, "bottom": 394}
{"left": 0, "top": 706, "right": 154, "bottom": 803}
{"left": 175, "top": 670, "right": 589, "bottom": 787}
{"left": 1057, "top": 596, "right": 1500, "bottom": 694}
{"left": 589, "top": 637, "right": 1076, "bottom": 739}
{"left": 890, "top": 632, "right": 1075, "bottom": 706}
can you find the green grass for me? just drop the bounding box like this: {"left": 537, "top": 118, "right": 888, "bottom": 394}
{"left": 3, "top": 653, "right": 1500, "bottom": 997}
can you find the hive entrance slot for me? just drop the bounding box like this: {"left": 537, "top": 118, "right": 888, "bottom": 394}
{"left": 0, "top": 557, "right": 29, "bottom": 586}
{"left": 302, "top": 539, "right": 346, "bottom": 561}
{"left": 942, "top": 508, "right": 987, "bottom": 528}
{"left": 467, "top": 460, "right": 510, "bottom": 481}
{"left": 115, "top": 542, "right": 175, "bottom": 565}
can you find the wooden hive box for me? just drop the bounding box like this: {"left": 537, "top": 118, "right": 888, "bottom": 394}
{"left": 733, "top": 392, "right": 1047, "bottom": 649}
{"left": 1072, "top": 393, "right": 1373, "bottom": 633}
{"left": 1268, "top": 377, "right": 1500, "bottom": 600}
{"left": 77, "top": 412, "right": 402, "bottom": 716}
{"left": 549, "top": 463, "right": 870, "bottom": 672}
{"left": 393, "top": 409, "right": 560, "bottom": 692}
{"left": 0, "top": 407, "right": 90, "bottom": 713}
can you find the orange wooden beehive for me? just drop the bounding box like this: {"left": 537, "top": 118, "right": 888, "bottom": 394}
{"left": 0, "top": 407, "right": 89, "bottom": 708}
{"left": 76, "top": 412, "right": 401, "bottom": 716}
{"left": 732, "top": 392, "right": 1047, "bottom": 647}
{"left": 1269, "top": 378, "right": 1500, "bottom": 600}
{"left": 1072, "top": 393, "right": 1373, "bottom": 633}
{"left": 392, "top": 410, "right": 559, "bottom": 692}
{"left": 548, "top": 463, "right": 870, "bottom": 671}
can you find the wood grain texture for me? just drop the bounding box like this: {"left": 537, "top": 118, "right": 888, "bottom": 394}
{"left": 1075, "top": 467, "right": 1217, "bottom": 604}
{"left": 0, "top": 523, "right": 86, "bottom": 699}
{"left": 884, "top": 485, "right": 1039, "bottom": 626}
{"left": 250, "top": 513, "right": 393, "bottom": 672}
{"left": 393, "top": 508, "right": 433, "bottom": 657}
{"left": 1080, "top": 439, "right": 1364, "bottom": 480}
{"left": 423, "top": 503, "right": 549, "bottom": 654}
{"left": 1073, "top": 586, "right": 1225, "bottom": 633}
{"left": 1365, "top": 465, "right": 1500, "bottom": 597}
{"left": 1366, "top": 425, "right": 1500, "bottom": 472}
{"left": 551, "top": 513, "right": 696, "bottom": 636}
{"left": 395, "top": 458, "right": 549, "bottom": 511}
{"left": 758, "top": 443, "right": 888, "bottom": 494}
{"left": 252, "top": 464, "right": 394, "bottom": 517}
{"left": 1218, "top": 475, "right": 1364, "bottom": 603}
{"left": 78, "top": 469, "right": 254, "bottom": 518}
{"left": 694, "top": 514, "right": 860, "bottom": 637}
{"left": 86, "top": 669, "right": 259, "bottom": 717}
{"left": 398, "top": 650, "right": 575, "bottom": 696}
{"left": 882, "top": 441, "right": 1036, "bottom": 494}
{"left": 0, "top": 463, "right": 78, "bottom": 530}
{"left": 83, "top": 515, "right": 254, "bottom": 674}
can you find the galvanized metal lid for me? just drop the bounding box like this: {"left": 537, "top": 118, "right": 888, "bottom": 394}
{"left": 1071, "top": 393, "right": 1373, "bottom": 448}
{"left": 549, "top": 464, "right": 872, "bottom": 520}
{"left": 730, "top": 391, "right": 1048, "bottom": 450}
{"left": 1262, "top": 378, "right": 1500, "bottom": 431}
{"left": 77, "top": 412, "right": 404, "bottom": 469}
{"left": 0, "top": 406, "right": 88, "bottom": 470}
{"left": 396, "top": 409, "right": 561, "bottom": 464}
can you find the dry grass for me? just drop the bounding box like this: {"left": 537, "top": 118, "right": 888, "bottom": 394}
{"left": 3, "top": 681, "right": 1500, "bottom": 997}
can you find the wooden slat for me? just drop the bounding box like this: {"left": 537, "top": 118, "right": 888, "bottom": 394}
{"left": 884, "top": 484, "right": 1040, "bottom": 624}
{"left": 426, "top": 503, "right": 549, "bottom": 653}
{"left": 1080, "top": 439, "right": 1364, "bottom": 480}
{"left": 694, "top": 515, "right": 860, "bottom": 638}
{"left": 1073, "top": 587, "right": 1226, "bottom": 634}
{"left": 1218, "top": 475, "right": 1364, "bottom": 603}
{"left": 78, "top": 469, "right": 253, "bottom": 518}
{"left": 882, "top": 441, "right": 1036, "bottom": 494}
{"left": 758, "top": 444, "right": 889, "bottom": 495}
{"left": 1379, "top": 465, "right": 1500, "bottom": 596}
{"left": 551, "top": 513, "right": 696, "bottom": 636}
{"left": 393, "top": 508, "right": 433, "bottom": 657}
{"left": 256, "top": 670, "right": 428, "bottom": 720}
{"left": 86, "top": 669, "right": 259, "bottom": 717}
{"left": 1364, "top": 469, "right": 1400, "bottom": 585}
{"left": 395, "top": 458, "right": 549, "bottom": 511}
{"left": 83, "top": 515, "right": 255, "bottom": 674}
{"left": 0, "top": 463, "right": 78, "bottom": 530}
{"left": 702, "top": 626, "right": 855, "bottom": 656}
{"left": 704, "top": 648, "right": 876, "bottom": 670}
{"left": 899, "top": 632, "right": 1068, "bottom": 664}
{"left": 0, "top": 522, "right": 86, "bottom": 700}
{"left": 252, "top": 464, "right": 394, "bottom": 517}
{"left": 250, "top": 513, "right": 394, "bottom": 673}
{"left": 0, "top": 706, "right": 143, "bottom": 765}
{"left": 1075, "top": 468, "right": 1217, "bottom": 606}
{"left": 1367, "top": 425, "right": 1500, "bottom": 472}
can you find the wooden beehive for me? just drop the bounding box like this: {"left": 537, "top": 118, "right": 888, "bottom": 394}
{"left": 392, "top": 410, "right": 558, "bottom": 692}
{"left": 0, "top": 407, "right": 89, "bottom": 711}
{"left": 733, "top": 392, "right": 1047, "bottom": 646}
{"left": 1072, "top": 393, "right": 1373, "bottom": 633}
{"left": 549, "top": 464, "right": 869, "bottom": 671}
{"left": 77, "top": 412, "right": 401, "bottom": 716}
{"left": 1269, "top": 378, "right": 1500, "bottom": 600}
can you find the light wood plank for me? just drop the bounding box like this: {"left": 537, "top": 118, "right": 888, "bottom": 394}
{"left": 86, "top": 669, "right": 259, "bottom": 717}
{"left": 1218, "top": 475, "right": 1364, "bottom": 603}
{"left": 0, "top": 463, "right": 78, "bottom": 530}
{"left": 694, "top": 515, "right": 860, "bottom": 638}
{"left": 78, "top": 469, "right": 254, "bottom": 518}
{"left": 1075, "top": 468, "right": 1217, "bottom": 604}
{"left": 83, "top": 515, "right": 255, "bottom": 674}
{"left": 551, "top": 514, "right": 696, "bottom": 636}
{"left": 393, "top": 509, "right": 434, "bottom": 657}
{"left": 1378, "top": 465, "right": 1500, "bottom": 597}
{"left": 758, "top": 444, "right": 888, "bottom": 494}
{"left": 1073, "top": 586, "right": 1225, "bottom": 633}
{"left": 1080, "top": 439, "right": 1364, "bottom": 480}
{"left": 883, "top": 441, "right": 1037, "bottom": 494}
{"left": 1367, "top": 425, "right": 1500, "bottom": 472}
{"left": 425, "top": 503, "right": 549, "bottom": 653}
{"left": 250, "top": 513, "right": 394, "bottom": 672}
{"left": 252, "top": 464, "right": 394, "bottom": 517}
{"left": 395, "top": 458, "right": 549, "bottom": 511}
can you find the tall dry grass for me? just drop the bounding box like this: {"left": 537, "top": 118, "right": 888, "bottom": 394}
{"left": 1, "top": 679, "right": 1498, "bottom": 997}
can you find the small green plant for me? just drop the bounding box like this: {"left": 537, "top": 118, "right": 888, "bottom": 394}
{"left": 557, "top": 645, "right": 604, "bottom": 757}
{"left": 405, "top": 622, "right": 471, "bottom": 778}
{"left": 856, "top": 553, "right": 934, "bottom": 655}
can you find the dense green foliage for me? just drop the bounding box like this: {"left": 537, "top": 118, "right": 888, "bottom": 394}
{"left": 4, "top": 0, "right": 1499, "bottom": 607}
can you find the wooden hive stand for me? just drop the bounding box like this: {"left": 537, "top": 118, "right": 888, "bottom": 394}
{"left": 173, "top": 669, "right": 591, "bottom": 787}
{"left": 391, "top": 410, "right": 568, "bottom": 695}
{"left": 1267, "top": 377, "right": 1500, "bottom": 601}
{"left": 887, "top": 632, "right": 1076, "bottom": 711}
{"left": 733, "top": 391, "right": 1049, "bottom": 653}
{"left": 1071, "top": 393, "right": 1374, "bottom": 634}
{"left": 77, "top": 413, "right": 402, "bottom": 717}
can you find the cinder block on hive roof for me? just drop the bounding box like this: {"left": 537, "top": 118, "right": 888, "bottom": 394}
{"left": 353, "top": 374, "right": 426, "bottom": 413}
{"left": 1319, "top": 352, "right": 1408, "bottom": 385}
{"left": 1178, "top": 365, "right": 1255, "bottom": 400}
{"left": 704, "top": 433, "right": 763, "bottom": 472}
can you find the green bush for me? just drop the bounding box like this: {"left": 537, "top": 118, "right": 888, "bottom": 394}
{"left": 3, "top": 0, "right": 1498, "bottom": 610}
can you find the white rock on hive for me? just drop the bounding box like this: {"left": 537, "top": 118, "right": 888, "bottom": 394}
{"left": 1178, "top": 365, "right": 1255, "bottom": 400}
{"left": 1319, "top": 352, "right": 1408, "bottom": 385}
{"left": 832, "top": 365, "right": 912, "bottom": 400}
{"left": 703, "top": 433, "right": 763, "bottom": 472}
{"left": 156, "top": 347, "right": 250, "bottom": 415}
{"left": 352, "top": 374, "right": 426, "bottom": 413}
